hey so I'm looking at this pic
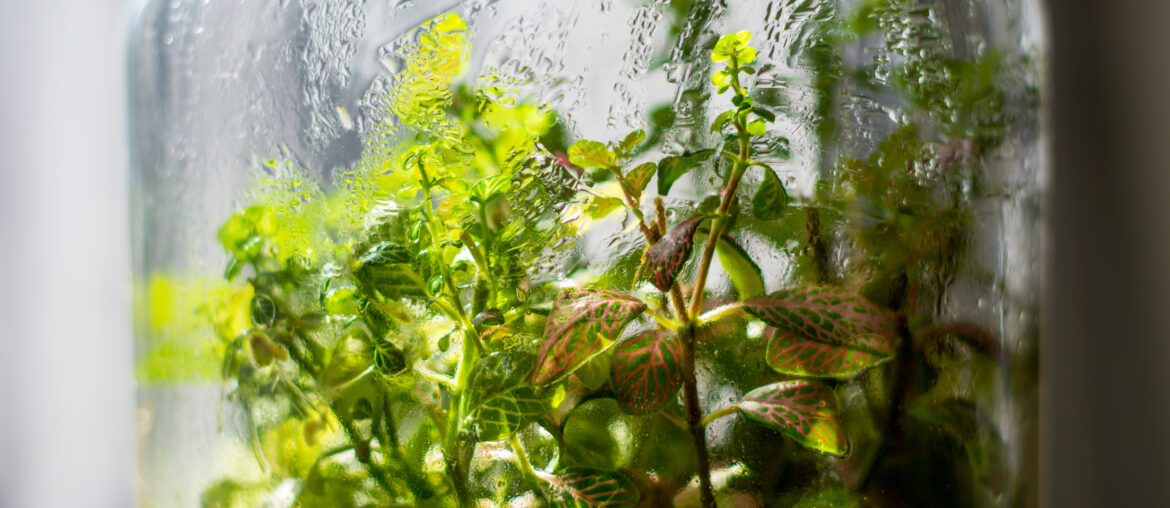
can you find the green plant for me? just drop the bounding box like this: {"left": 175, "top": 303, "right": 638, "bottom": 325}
{"left": 165, "top": 4, "right": 1034, "bottom": 507}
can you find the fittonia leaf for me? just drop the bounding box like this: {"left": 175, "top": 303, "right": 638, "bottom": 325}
{"left": 617, "top": 129, "right": 646, "bottom": 157}
{"left": 475, "top": 387, "right": 550, "bottom": 441}
{"left": 622, "top": 162, "right": 656, "bottom": 200}
{"left": 568, "top": 140, "right": 617, "bottom": 169}
{"left": 737, "top": 380, "right": 848, "bottom": 457}
{"left": 645, "top": 216, "right": 707, "bottom": 292}
{"left": 467, "top": 351, "right": 536, "bottom": 409}
{"left": 531, "top": 289, "right": 646, "bottom": 384}
{"left": 766, "top": 327, "right": 893, "bottom": 378}
{"left": 743, "top": 286, "right": 897, "bottom": 364}
{"left": 609, "top": 330, "right": 684, "bottom": 415}
{"left": 544, "top": 467, "right": 639, "bottom": 508}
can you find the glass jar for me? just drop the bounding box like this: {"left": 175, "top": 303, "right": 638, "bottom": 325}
{"left": 130, "top": 1, "right": 1044, "bottom": 506}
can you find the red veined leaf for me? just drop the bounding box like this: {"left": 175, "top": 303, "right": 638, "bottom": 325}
{"left": 645, "top": 216, "right": 707, "bottom": 292}
{"left": 531, "top": 289, "right": 646, "bottom": 385}
{"left": 765, "top": 328, "right": 893, "bottom": 378}
{"left": 737, "top": 380, "right": 848, "bottom": 457}
{"left": 743, "top": 285, "right": 897, "bottom": 357}
{"left": 544, "top": 467, "right": 639, "bottom": 507}
{"left": 610, "top": 331, "right": 683, "bottom": 415}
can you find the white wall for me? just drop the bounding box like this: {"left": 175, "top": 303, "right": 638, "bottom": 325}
{"left": 0, "top": 1, "right": 135, "bottom": 507}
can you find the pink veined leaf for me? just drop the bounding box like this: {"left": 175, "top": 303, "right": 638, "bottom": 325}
{"left": 765, "top": 328, "right": 893, "bottom": 378}
{"left": 737, "top": 380, "right": 848, "bottom": 457}
{"left": 531, "top": 289, "right": 646, "bottom": 385}
{"left": 743, "top": 285, "right": 897, "bottom": 357}
{"left": 644, "top": 215, "right": 707, "bottom": 292}
{"left": 610, "top": 330, "right": 684, "bottom": 415}
{"left": 543, "top": 467, "right": 640, "bottom": 507}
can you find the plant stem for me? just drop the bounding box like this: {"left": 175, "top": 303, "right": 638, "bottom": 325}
{"left": 679, "top": 323, "right": 716, "bottom": 508}
{"left": 674, "top": 56, "right": 754, "bottom": 508}
{"left": 689, "top": 59, "right": 751, "bottom": 320}
{"left": 699, "top": 404, "right": 739, "bottom": 428}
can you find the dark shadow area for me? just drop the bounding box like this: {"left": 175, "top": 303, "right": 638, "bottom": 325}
{"left": 1046, "top": 0, "right": 1170, "bottom": 506}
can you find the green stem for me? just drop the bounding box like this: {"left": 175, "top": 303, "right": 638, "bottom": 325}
{"left": 699, "top": 404, "right": 739, "bottom": 428}
{"left": 509, "top": 435, "right": 539, "bottom": 482}
{"left": 695, "top": 303, "right": 744, "bottom": 328}
{"left": 677, "top": 55, "right": 753, "bottom": 508}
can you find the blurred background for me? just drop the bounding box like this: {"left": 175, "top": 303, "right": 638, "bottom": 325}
{"left": 0, "top": 0, "right": 1167, "bottom": 507}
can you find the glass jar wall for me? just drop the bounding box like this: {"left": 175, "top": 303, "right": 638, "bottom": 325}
{"left": 130, "top": 1, "right": 1044, "bottom": 506}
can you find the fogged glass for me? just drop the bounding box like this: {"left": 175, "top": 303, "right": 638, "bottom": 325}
{"left": 130, "top": 1, "right": 1043, "bottom": 506}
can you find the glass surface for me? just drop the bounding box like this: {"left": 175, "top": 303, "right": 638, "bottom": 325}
{"left": 130, "top": 1, "right": 1044, "bottom": 506}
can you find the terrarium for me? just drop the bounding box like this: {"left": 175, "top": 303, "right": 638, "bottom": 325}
{"left": 130, "top": 1, "right": 1044, "bottom": 506}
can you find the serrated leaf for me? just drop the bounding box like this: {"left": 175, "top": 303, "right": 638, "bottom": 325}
{"left": 532, "top": 289, "right": 646, "bottom": 384}
{"left": 569, "top": 140, "right": 616, "bottom": 169}
{"left": 623, "top": 162, "right": 656, "bottom": 200}
{"left": 610, "top": 331, "right": 683, "bottom": 415}
{"left": 645, "top": 216, "right": 707, "bottom": 291}
{"left": 752, "top": 165, "right": 788, "bottom": 220}
{"left": 617, "top": 130, "right": 645, "bottom": 156}
{"left": 547, "top": 467, "right": 639, "bottom": 507}
{"left": 715, "top": 235, "right": 765, "bottom": 299}
{"left": 766, "top": 328, "right": 892, "bottom": 377}
{"left": 738, "top": 380, "right": 848, "bottom": 457}
{"left": 743, "top": 286, "right": 897, "bottom": 358}
{"left": 656, "top": 149, "right": 715, "bottom": 195}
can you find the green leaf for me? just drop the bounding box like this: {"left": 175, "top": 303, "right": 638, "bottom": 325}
{"left": 623, "top": 162, "right": 656, "bottom": 200}
{"left": 584, "top": 196, "right": 624, "bottom": 220}
{"left": 743, "top": 285, "right": 897, "bottom": 359}
{"left": 645, "top": 215, "right": 707, "bottom": 291}
{"left": 710, "top": 111, "right": 734, "bottom": 133}
{"left": 547, "top": 467, "right": 639, "bottom": 507}
{"left": 617, "top": 130, "right": 646, "bottom": 156}
{"left": 610, "top": 331, "right": 683, "bottom": 415}
{"left": 470, "top": 174, "right": 513, "bottom": 203}
{"left": 371, "top": 336, "right": 407, "bottom": 376}
{"left": 752, "top": 164, "right": 788, "bottom": 220}
{"left": 531, "top": 289, "right": 646, "bottom": 384}
{"left": 358, "top": 241, "right": 412, "bottom": 266}
{"left": 715, "top": 235, "right": 765, "bottom": 299}
{"left": 569, "top": 140, "right": 616, "bottom": 169}
{"left": 476, "top": 387, "right": 554, "bottom": 441}
{"left": 737, "top": 380, "right": 848, "bottom": 457}
{"left": 468, "top": 351, "right": 537, "bottom": 409}
{"left": 574, "top": 348, "right": 614, "bottom": 390}
{"left": 747, "top": 119, "right": 767, "bottom": 136}
{"left": 766, "top": 328, "right": 892, "bottom": 378}
{"left": 321, "top": 330, "right": 372, "bottom": 388}
{"left": 656, "top": 149, "right": 715, "bottom": 195}
{"left": 712, "top": 31, "right": 751, "bottom": 63}
{"left": 751, "top": 106, "right": 776, "bottom": 123}
{"left": 477, "top": 392, "right": 522, "bottom": 441}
